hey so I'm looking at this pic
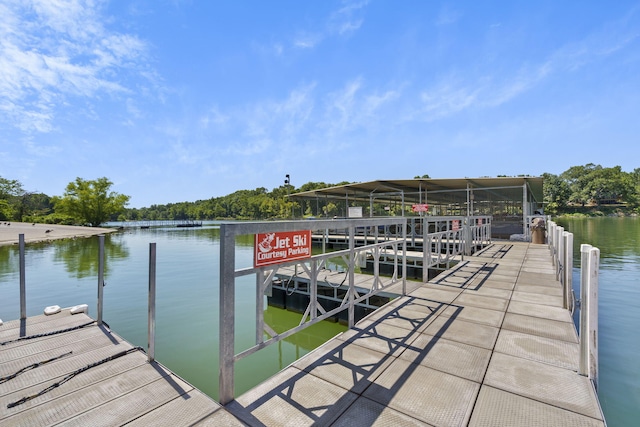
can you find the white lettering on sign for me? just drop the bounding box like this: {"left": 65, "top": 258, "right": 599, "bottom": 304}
{"left": 254, "top": 230, "right": 312, "bottom": 267}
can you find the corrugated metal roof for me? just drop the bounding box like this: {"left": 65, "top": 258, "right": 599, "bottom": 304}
{"left": 291, "top": 177, "right": 543, "bottom": 205}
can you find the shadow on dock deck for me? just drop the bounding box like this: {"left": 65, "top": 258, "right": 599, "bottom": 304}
{"left": 226, "top": 242, "right": 604, "bottom": 426}
{"left": 1, "top": 242, "right": 604, "bottom": 426}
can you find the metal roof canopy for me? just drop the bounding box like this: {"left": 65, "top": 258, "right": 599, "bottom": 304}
{"left": 290, "top": 177, "right": 544, "bottom": 218}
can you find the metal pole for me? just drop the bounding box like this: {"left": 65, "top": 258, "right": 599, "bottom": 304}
{"left": 401, "top": 219, "right": 407, "bottom": 295}
{"left": 422, "top": 217, "right": 429, "bottom": 283}
{"left": 97, "top": 235, "right": 105, "bottom": 326}
{"left": 256, "top": 272, "right": 264, "bottom": 345}
{"left": 219, "top": 223, "right": 236, "bottom": 405}
{"left": 522, "top": 183, "right": 528, "bottom": 235}
{"left": 310, "top": 260, "right": 318, "bottom": 321}
{"left": 19, "top": 234, "right": 26, "bottom": 320}
{"left": 348, "top": 225, "right": 355, "bottom": 329}
{"left": 148, "top": 243, "right": 156, "bottom": 362}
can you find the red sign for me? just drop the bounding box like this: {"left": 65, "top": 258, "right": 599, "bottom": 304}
{"left": 452, "top": 220, "right": 460, "bottom": 231}
{"left": 411, "top": 204, "right": 429, "bottom": 212}
{"left": 254, "top": 230, "right": 312, "bottom": 267}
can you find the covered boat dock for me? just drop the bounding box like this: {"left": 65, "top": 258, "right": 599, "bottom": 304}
{"left": 290, "top": 176, "right": 544, "bottom": 239}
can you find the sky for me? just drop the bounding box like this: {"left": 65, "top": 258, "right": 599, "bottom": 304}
{"left": 1, "top": 1, "right": 639, "bottom": 208}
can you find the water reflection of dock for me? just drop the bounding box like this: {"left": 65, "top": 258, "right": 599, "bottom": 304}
{"left": 118, "top": 220, "right": 203, "bottom": 229}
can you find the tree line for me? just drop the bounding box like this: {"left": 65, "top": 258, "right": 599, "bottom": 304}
{"left": 1, "top": 164, "right": 638, "bottom": 226}
{"left": 542, "top": 164, "right": 640, "bottom": 214}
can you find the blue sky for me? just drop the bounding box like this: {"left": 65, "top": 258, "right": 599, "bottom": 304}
{"left": 1, "top": 1, "right": 639, "bottom": 208}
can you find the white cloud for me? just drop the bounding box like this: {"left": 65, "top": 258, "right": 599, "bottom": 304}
{"left": 291, "top": 0, "right": 369, "bottom": 50}
{"left": 293, "top": 33, "right": 323, "bottom": 49}
{"left": 0, "top": 0, "right": 151, "bottom": 134}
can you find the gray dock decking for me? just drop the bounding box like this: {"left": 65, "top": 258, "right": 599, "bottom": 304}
{"left": 1, "top": 242, "right": 605, "bottom": 426}
{"left": 228, "top": 242, "right": 604, "bottom": 426}
{"left": 0, "top": 312, "right": 241, "bottom": 426}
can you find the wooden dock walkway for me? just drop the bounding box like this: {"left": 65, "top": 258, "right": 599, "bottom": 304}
{"left": 1, "top": 241, "right": 605, "bottom": 426}
{"left": 227, "top": 241, "right": 605, "bottom": 426}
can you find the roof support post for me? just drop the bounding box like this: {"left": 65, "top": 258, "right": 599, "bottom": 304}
{"left": 466, "top": 183, "right": 471, "bottom": 217}
{"left": 523, "top": 183, "right": 528, "bottom": 235}
{"left": 370, "top": 194, "right": 374, "bottom": 217}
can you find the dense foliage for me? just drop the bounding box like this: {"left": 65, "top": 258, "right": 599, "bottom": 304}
{"left": 53, "top": 178, "right": 131, "bottom": 226}
{"left": 0, "top": 164, "right": 638, "bottom": 224}
{"left": 542, "top": 164, "right": 640, "bottom": 215}
{"left": 119, "top": 181, "right": 346, "bottom": 221}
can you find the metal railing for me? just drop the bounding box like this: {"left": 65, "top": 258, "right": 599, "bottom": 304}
{"left": 13, "top": 233, "right": 159, "bottom": 363}
{"left": 422, "top": 217, "right": 465, "bottom": 282}
{"left": 14, "top": 233, "right": 106, "bottom": 323}
{"left": 420, "top": 216, "right": 492, "bottom": 282}
{"left": 547, "top": 221, "right": 600, "bottom": 390}
{"left": 218, "top": 217, "right": 407, "bottom": 404}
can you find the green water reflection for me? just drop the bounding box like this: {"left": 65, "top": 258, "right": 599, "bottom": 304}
{"left": 556, "top": 216, "right": 639, "bottom": 426}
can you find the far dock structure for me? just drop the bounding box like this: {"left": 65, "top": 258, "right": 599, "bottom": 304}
{"left": 2, "top": 212, "right": 604, "bottom": 425}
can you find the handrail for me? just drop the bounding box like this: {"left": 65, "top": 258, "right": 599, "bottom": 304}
{"left": 547, "top": 220, "right": 600, "bottom": 390}
{"left": 218, "top": 217, "right": 407, "bottom": 405}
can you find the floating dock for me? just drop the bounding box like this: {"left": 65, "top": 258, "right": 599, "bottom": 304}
{"left": 1, "top": 241, "right": 604, "bottom": 426}
{"left": 227, "top": 242, "right": 605, "bottom": 426}
{"left": 0, "top": 312, "right": 242, "bottom": 426}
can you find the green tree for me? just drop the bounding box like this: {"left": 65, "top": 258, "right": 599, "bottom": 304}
{"left": 0, "top": 176, "right": 24, "bottom": 220}
{"left": 54, "top": 177, "right": 130, "bottom": 226}
{"left": 542, "top": 173, "right": 571, "bottom": 214}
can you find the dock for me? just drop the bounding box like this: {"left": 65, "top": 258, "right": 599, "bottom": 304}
{"left": 0, "top": 311, "right": 242, "bottom": 426}
{"left": 227, "top": 241, "right": 605, "bottom": 426}
{"left": 1, "top": 239, "right": 604, "bottom": 426}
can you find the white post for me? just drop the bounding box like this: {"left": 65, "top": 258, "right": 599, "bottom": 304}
{"left": 588, "top": 247, "right": 600, "bottom": 390}
{"left": 548, "top": 222, "right": 556, "bottom": 264}
{"left": 579, "top": 244, "right": 600, "bottom": 390}
{"left": 563, "top": 232, "right": 573, "bottom": 310}
{"left": 556, "top": 226, "right": 564, "bottom": 282}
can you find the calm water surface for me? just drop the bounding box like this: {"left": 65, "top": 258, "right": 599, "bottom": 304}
{"left": 0, "top": 223, "right": 346, "bottom": 399}
{"left": 557, "top": 216, "right": 640, "bottom": 427}
{"left": 1, "top": 218, "right": 638, "bottom": 425}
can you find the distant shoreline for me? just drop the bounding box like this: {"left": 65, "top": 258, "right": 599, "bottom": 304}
{"left": 0, "top": 222, "right": 116, "bottom": 246}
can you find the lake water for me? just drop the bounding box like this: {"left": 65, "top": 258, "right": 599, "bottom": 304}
{"left": 557, "top": 216, "right": 640, "bottom": 427}
{"left": 1, "top": 218, "right": 637, "bottom": 425}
